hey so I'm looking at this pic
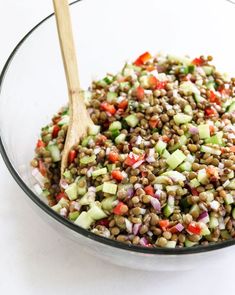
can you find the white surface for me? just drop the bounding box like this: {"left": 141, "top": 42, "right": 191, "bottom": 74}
{"left": 0, "top": 0, "right": 235, "bottom": 294}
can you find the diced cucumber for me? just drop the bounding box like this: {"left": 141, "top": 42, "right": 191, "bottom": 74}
{"left": 42, "top": 189, "right": 50, "bottom": 198}
{"left": 202, "top": 66, "right": 214, "bottom": 75}
{"left": 201, "top": 145, "right": 221, "bottom": 155}
{"left": 107, "top": 92, "right": 118, "bottom": 103}
{"left": 65, "top": 182, "right": 78, "bottom": 201}
{"left": 184, "top": 105, "right": 193, "bottom": 115}
{"left": 165, "top": 241, "right": 177, "bottom": 248}
{"left": 180, "top": 81, "right": 200, "bottom": 95}
{"left": 77, "top": 177, "right": 87, "bottom": 196}
{"left": 155, "top": 140, "right": 167, "bottom": 155}
{"left": 163, "top": 170, "right": 186, "bottom": 182}
{"left": 198, "top": 124, "right": 210, "bottom": 139}
{"left": 63, "top": 170, "right": 72, "bottom": 180}
{"left": 81, "top": 136, "right": 93, "bottom": 147}
{"left": 221, "top": 230, "right": 231, "bottom": 240}
{"left": 173, "top": 113, "right": 192, "bottom": 125}
{"left": 80, "top": 154, "right": 96, "bottom": 165}
{"left": 224, "top": 194, "right": 234, "bottom": 205}
{"left": 162, "top": 149, "right": 170, "bottom": 159}
{"left": 163, "top": 204, "right": 174, "bottom": 217}
{"left": 190, "top": 178, "right": 200, "bottom": 188}
{"left": 197, "top": 169, "right": 209, "bottom": 185}
{"left": 209, "top": 216, "right": 219, "bottom": 229}
{"left": 51, "top": 203, "right": 62, "bottom": 213}
{"left": 189, "top": 204, "right": 200, "bottom": 219}
{"left": 194, "top": 93, "right": 206, "bottom": 103}
{"left": 79, "top": 191, "right": 96, "bottom": 205}
{"left": 227, "top": 171, "right": 234, "bottom": 179}
{"left": 83, "top": 90, "right": 92, "bottom": 105}
{"left": 101, "top": 196, "right": 117, "bottom": 211}
{"left": 58, "top": 197, "right": 69, "bottom": 207}
{"left": 111, "top": 129, "right": 120, "bottom": 139}
{"left": 119, "top": 81, "right": 130, "bottom": 91}
{"left": 58, "top": 115, "right": 69, "bottom": 126}
{"left": 95, "top": 184, "right": 103, "bottom": 192}
{"left": 179, "top": 161, "right": 192, "bottom": 172}
{"left": 199, "top": 222, "right": 210, "bottom": 236}
{"left": 92, "top": 167, "right": 107, "bottom": 178}
{"left": 166, "top": 185, "right": 181, "bottom": 193}
{"left": 88, "top": 125, "right": 101, "bottom": 135}
{"left": 125, "top": 114, "right": 139, "bottom": 127}
{"left": 206, "top": 81, "right": 216, "bottom": 91}
{"left": 74, "top": 211, "right": 94, "bottom": 229}
{"left": 168, "top": 135, "right": 188, "bottom": 152}
{"left": 109, "top": 121, "right": 122, "bottom": 131}
{"left": 102, "top": 182, "right": 117, "bottom": 195}
{"left": 115, "top": 133, "right": 126, "bottom": 144}
{"left": 107, "top": 163, "right": 116, "bottom": 172}
{"left": 88, "top": 202, "right": 107, "bottom": 220}
{"left": 228, "top": 101, "right": 235, "bottom": 113}
{"left": 47, "top": 144, "right": 61, "bottom": 162}
{"left": 185, "top": 239, "right": 198, "bottom": 247}
{"left": 205, "top": 131, "right": 223, "bottom": 145}
{"left": 166, "top": 149, "right": 186, "bottom": 169}
{"left": 69, "top": 211, "right": 80, "bottom": 221}
{"left": 227, "top": 179, "right": 235, "bottom": 189}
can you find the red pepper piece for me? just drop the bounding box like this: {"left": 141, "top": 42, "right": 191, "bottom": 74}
{"left": 100, "top": 102, "right": 116, "bottom": 115}
{"left": 111, "top": 170, "right": 124, "bottom": 182}
{"left": 118, "top": 99, "right": 128, "bottom": 110}
{"left": 134, "top": 52, "right": 152, "bottom": 66}
{"left": 192, "top": 57, "right": 204, "bottom": 66}
{"left": 68, "top": 150, "right": 77, "bottom": 164}
{"left": 38, "top": 159, "right": 47, "bottom": 176}
{"left": 108, "top": 152, "right": 119, "bottom": 163}
{"left": 187, "top": 222, "right": 201, "bottom": 235}
{"left": 136, "top": 86, "right": 145, "bottom": 100}
{"left": 144, "top": 185, "right": 155, "bottom": 197}
{"left": 36, "top": 139, "right": 45, "bottom": 148}
{"left": 52, "top": 125, "right": 60, "bottom": 138}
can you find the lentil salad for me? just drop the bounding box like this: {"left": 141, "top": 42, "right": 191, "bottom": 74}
{"left": 31, "top": 52, "right": 235, "bottom": 248}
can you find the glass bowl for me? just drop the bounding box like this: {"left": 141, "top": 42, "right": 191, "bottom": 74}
{"left": 0, "top": 0, "right": 235, "bottom": 271}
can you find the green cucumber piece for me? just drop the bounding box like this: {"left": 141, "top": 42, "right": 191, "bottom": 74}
{"left": 206, "top": 81, "right": 216, "bottom": 90}
{"left": 111, "top": 129, "right": 120, "bottom": 139}
{"left": 194, "top": 93, "right": 205, "bottom": 103}
{"left": 198, "top": 124, "right": 210, "bottom": 139}
{"left": 185, "top": 239, "right": 198, "bottom": 247}
{"left": 88, "top": 125, "right": 101, "bottom": 135}
{"left": 168, "top": 135, "right": 187, "bottom": 152}
{"left": 179, "top": 161, "right": 192, "bottom": 172}
{"left": 109, "top": 121, "right": 122, "bottom": 131}
{"left": 199, "top": 223, "right": 210, "bottom": 236}
{"left": 101, "top": 196, "right": 117, "bottom": 211}
{"left": 125, "top": 114, "right": 139, "bottom": 127}
{"left": 224, "top": 194, "right": 234, "bottom": 205}
{"left": 166, "top": 185, "right": 181, "bottom": 193}
{"left": 180, "top": 81, "right": 200, "bottom": 95}
{"left": 228, "top": 101, "right": 235, "bottom": 113}
{"left": 115, "top": 133, "right": 126, "bottom": 144}
{"left": 155, "top": 140, "right": 167, "bottom": 155}
{"left": 173, "top": 113, "right": 192, "bottom": 125}
{"left": 69, "top": 211, "right": 80, "bottom": 221}
{"left": 63, "top": 170, "right": 72, "bottom": 181}
{"left": 51, "top": 203, "right": 62, "bottom": 213}
{"left": 227, "top": 180, "right": 235, "bottom": 189}
{"left": 79, "top": 191, "right": 95, "bottom": 205}
{"left": 184, "top": 105, "right": 193, "bottom": 115}
{"left": 190, "top": 178, "right": 200, "bottom": 188}
{"left": 107, "top": 164, "right": 116, "bottom": 172}
{"left": 102, "top": 182, "right": 117, "bottom": 195}
{"left": 65, "top": 182, "right": 78, "bottom": 201}
{"left": 47, "top": 144, "right": 61, "bottom": 162}
{"left": 163, "top": 204, "right": 174, "bottom": 217}
{"left": 119, "top": 82, "right": 130, "bottom": 90}
{"left": 162, "top": 149, "right": 170, "bottom": 159}
{"left": 77, "top": 177, "right": 87, "bottom": 196}
{"left": 205, "top": 131, "right": 223, "bottom": 145}
{"left": 107, "top": 92, "right": 118, "bottom": 103}
{"left": 88, "top": 202, "right": 107, "bottom": 220}
{"left": 80, "top": 154, "right": 96, "bottom": 165}
{"left": 95, "top": 184, "right": 103, "bottom": 192}
{"left": 197, "top": 169, "right": 209, "bottom": 185}
{"left": 165, "top": 241, "right": 177, "bottom": 248}
{"left": 189, "top": 204, "right": 200, "bottom": 219}
{"left": 201, "top": 145, "right": 221, "bottom": 155}
{"left": 92, "top": 167, "right": 108, "bottom": 178}
{"left": 58, "top": 197, "right": 69, "bottom": 207}
{"left": 166, "top": 149, "right": 186, "bottom": 169}
{"left": 202, "top": 66, "right": 214, "bottom": 75}
{"left": 209, "top": 216, "right": 219, "bottom": 229}
{"left": 58, "top": 115, "right": 69, "bottom": 126}
{"left": 221, "top": 230, "right": 231, "bottom": 240}
{"left": 74, "top": 212, "right": 94, "bottom": 229}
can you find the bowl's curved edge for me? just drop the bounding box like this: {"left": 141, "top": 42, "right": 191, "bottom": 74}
{"left": 0, "top": 0, "right": 235, "bottom": 256}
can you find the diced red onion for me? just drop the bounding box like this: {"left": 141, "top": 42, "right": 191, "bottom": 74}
{"left": 148, "top": 148, "right": 155, "bottom": 157}
{"left": 175, "top": 223, "right": 184, "bottom": 232}
{"left": 147, "top": 231, "right": 153, "bottom": 237}
{"left": 106, "top": 147, "right": 111, "bottom": 155}
{"left": 218, "top": 217, "right": 225, "bottom": 230}
{"left": 132, "top": 159, "right": 145, "bottom": 169}
{"left": 223, "top": 180, "right": 230, "bottom": 188}
{"left": 139, "top": 237, "right": 148, "bottom": 246}
{"left": 74, "top": 202, "right": 81, "bottom": 211}
{"left": 189, "top": 126, "right": 198, "bottom": 134}
{"left": 125, "top": 218, "right": 133, "bottom": 233}
{"left": 117, "top": 96, "right": 125, "bottom": 103}
{"left": 112, "top": 200, "right": 119, "bottom": 207}
{"left": 210, "top": 200, "right": 220, "bottom": 211}
{"left": 60, "top": 207, "right": 68, "bottom": 217}
{"left": 121, "top": 171, "right": 128, "bottom": 179}
{"left": 133, "top": 223, "right": 141, "bottom": 235}
{"left": 32, "top": 168, "right": 46, "bottom": 186}
{"left": 150, "top": 197, "right": 161, "bottom": 213}
{"left": 87, "top": 108, "right": 94, "bottom": 115}
{"left": 94, "top": 147, "right": 101, "bottom": 155}
{"left": 146, "top": 156, "right": 155, "bottom": 163}
{"left": 168, "top": 195, "right": 175, "bottom": 207}
{"left": 139, "top": 208, "right": 146, "bottom": 215}
{"left": 88, "top": 186, "right": 96, "bottom": 193}
{"left": 144, "top": 141, "right": 151, "bottom": 146}
{"left": 199, "top": 203, "right": 208, "bottom": 212}
{"left": 197, "top": 211, "right": 210, "bottom": 223}
{"left": 60, "top": 179, "right": 69, "bottom": 189}
{"left": 154, "top": 189, "right": 162, "bottom": 199}
{"left": 87, "top": 167, "right": 94, "bottom": 177}
{"left": 127, "top": 187, "right": 134, "bottom": 198}
{"left": 135, "top": 135, "right": 143, "bottom": 145}
{"left": 218, "top": 163, "right": 224, "bottom": 169}
{"left": 134, "top": 183, "right": 142, "bottom": 190}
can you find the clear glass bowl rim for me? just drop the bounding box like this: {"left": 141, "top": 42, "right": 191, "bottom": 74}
{"left": 0, "top": 0, "right": 235, "bottom": 255}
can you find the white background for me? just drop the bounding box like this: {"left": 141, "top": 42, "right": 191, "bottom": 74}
{"left": 0, "top": 1, "right": 235, "bottom": 294}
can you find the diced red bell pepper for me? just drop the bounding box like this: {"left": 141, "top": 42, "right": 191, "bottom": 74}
{"left": 38, "top": 159, "right": 47, "bottom": 176}
{"left": 205, "top": 107, "right": 217, "bottom": 117}
{"left": 149, "top": 118, "right": 160, "bottom": 129}
{"left": 68, "top": 150, "right": 77, "bottom": 164}
{"left": 208, "top": 90, "right": 221, "bottom": 105}
{"left": 156, "top": 81, "right": 167, "bottom": 90}
{"left": 108, "top": 152, "right": 119, "bottom": 163}
{"left": 113, "top": 202, "right": 127, "bottom": 215}
{"left": 192, "top": 57, "right": 204, "bottom": 66}
{"left": 36, "top": 139, "right": 45, "bottom": 148}
{"left": 191, "top": 188, "right": 199, "bottom": 196}
{"left": 96, "top": 218, "right": 110, "bottom": 227}
{"left": 141, "top": 171, "right": 148, "bottom": 178}
{"left": 209, "top": 125, "right": 215, "bottom": 135}
{"left": 124, "top": 152, "right": 144, "bottom": 166}
{"left": 169, "top": 225, "right": 179, "bottom": 234}
{"left": 55, "top": 192, "right": 67, "bottom": 202}
{"left": 144, "top": 185, "right": 155, "bottom": 197}
{"left": 52, "top": 125, "right": 60, "bottom": 138}
{"left": 149, "top": 76, "right": 158, "bottom": 89}
{"left": 230, "top": 146, "right": 235, "bottom": 153}
{"left": 218, "top": 85, "right": 231, "bottom": 96}
{"left": 161, "top": 135, "right": 171, "bottom": 143}
{"left": 100, "top": 102, "right": 116, "bottom": 115}
{"left": 96, "top": 134, "right": 107, "bottom": 145}
{"left": 111, "top": 170, "right": 124, "bottom": 181}
{"left": 159, "top": 220, "right": 170, "bottom": 231}
{"left": 187, "top": 222, "right": 201, "bottom": 235}
{"left": 134, "top": 52, "right": 152, "bottom": 66}
{"left": 136, "top": 86, "right": 145, "bottom": 100}
{"left": 118, "top": 99, "right": 128, "bottom": 110}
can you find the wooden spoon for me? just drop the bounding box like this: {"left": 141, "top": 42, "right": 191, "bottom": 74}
{"left": 53, "top": 0, "right": 94, "bottom": 176}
